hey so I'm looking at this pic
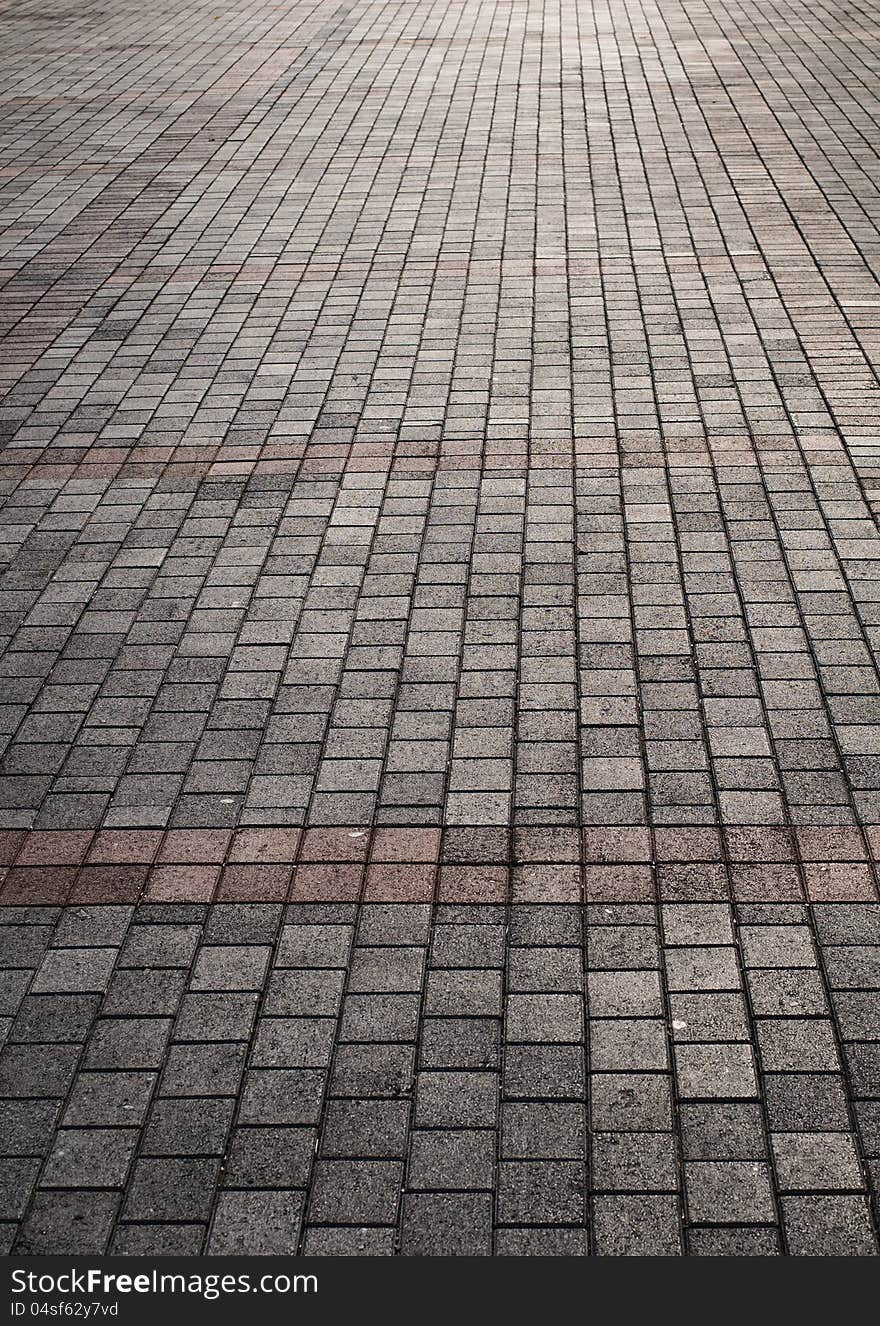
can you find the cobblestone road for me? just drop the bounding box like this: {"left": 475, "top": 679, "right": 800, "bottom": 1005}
{"left": 1, "top": 0, "right": 879, "bottom": 1255}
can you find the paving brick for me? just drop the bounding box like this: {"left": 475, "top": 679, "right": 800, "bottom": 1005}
{"left": 307, "top": 1160, "right": 403, "bottom": 1225}
{"left": 84, "top": 1019, "right": 172, "bottom": 1070}
{"left": 407, "top": 1130, "right": 495, "bottom": 1191}
{"left": 400, "top": 1193, "right": 493, "bottom": 1256}
{"left": 497, "top": 1161, "right": 585, "bottom": 1225}
{"left": 782, "top": 1196, "right": 878, "bottom": 1256}
{"left": 592, "top": 1194, "right": 682, "bottom": 1256}
{"left": 0, "top": 1158, "right": 40, "bottom": 1219}
{"left": 143, "top": 1099, "right": 235, "bottom": 1156}
{"left": 689, "top": 1227, "right": 781, "bottom": 1256}
{"left": 494, "top": 1228, "right": 589, "bottom": 1256}
{"left": 685, "top": 1162, "right": 776, "bottom": 1224}
{"left": 593, "top": 1131, "right": 678, "bottom": 1192}
{"left": 591, "top": 1075, "right": 674, "bottom": 1131}
{"left": 504, "top": 1045, "right": 585, "bottom": 1099}
{"left": 62, "top": 1073, "right": 156, "bottom": 1127}
{"left": 208, "top": 1191, "right": 304, "bottom": 1255}
{"left": 302, "top": 1227, "right": 395, "bottom": 1256}
{"left": 414, "top": 1072, "right": 498, "bottom": 1129}
{"left": 238, "top": 1069, "right": 326, "bottom": 1126}
{"left": 0, "top": 1100, "right": 60, "bottom": 1155}
{"left": 769, "top": 1077, "right": 851, "bottom": 1141}
{"left": 122, "top": 1158, "right": 220, "bottom": 1222}
{"left": 674, "top": 1043, "right": 759, "bottom": 1099}
{"left": 771, "top": 1133, "right": 863, "bottom": 1192}
{"left": 11, "top": 994, "right": 100, "bottom": 1043}
{"left": 502, "top": 1103, "right": 584, "bottom": 1158}
{"left": 111, "top": 1225, "right": 206, "bottom": 1256}
{"left": 679, "top": 1104, "right": 767, "bottom": 1161}
{"left": 320, "top": 1101, "right": 409, "bottom": 1158}
{"left": 15, "top": 1193, "right": 119, "bottom": 1255}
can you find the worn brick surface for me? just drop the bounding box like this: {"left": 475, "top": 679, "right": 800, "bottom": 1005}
{"left": 2, "top": 0, "right": 880, "bottom": 1256}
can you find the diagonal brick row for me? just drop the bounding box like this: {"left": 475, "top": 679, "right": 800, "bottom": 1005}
{"left": 0, "top": 824, "right": 879, "bottom": 904}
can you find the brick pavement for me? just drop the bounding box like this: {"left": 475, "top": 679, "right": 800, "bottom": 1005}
{"left": 1, "top": 0, "right": 879, "bottom": 1255}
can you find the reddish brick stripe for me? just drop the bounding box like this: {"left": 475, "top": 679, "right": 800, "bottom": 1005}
{"left": 0, "top": 826, "right": 877, "bottom": 903}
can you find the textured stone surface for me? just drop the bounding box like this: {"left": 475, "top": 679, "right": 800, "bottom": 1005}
{"left": 1, "top": 0, "right": 880, "bottom": 1255}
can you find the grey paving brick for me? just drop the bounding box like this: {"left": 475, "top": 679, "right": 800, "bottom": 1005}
{"left": 400, "top": 1193, "right": 493, "bottom": 1256}
{"left": 593, "top": 1132, "right": 678, "bottom": 1192}
{"left": 689, "top": 1227, "right": 781, "bottom": 1256}
{"left": 302, "top": 1227, "right": 395, "bottom": 1256}
{"left": 497, "top": 1161, "right": 585, "bottom": 1225}
{"left": 415, "top": 1072, "right": 498, "bottom": 1129}
{"left": 771, "top": 1133, "right": 864, "bottom": 1192}
{"left": 320, "top": 1101, "right": 409, "bottom": 1158}
{"left": 591, "top": 1074, "right": 674, "bottom": 1131}
{"left": 142, "top": 1098, "right": 235, "bottom": 1156}
{"left": 209, "top": 1191, "right": 304, "bottom": 1256}
{"left": 782, "top": 1196, "right": 878, "bottom": 1255}
{"left": 62, "top": 1073, "right": 156, "bottom": 1127}
{"left": 308, "top": 1160, "right": 403, "bottom": 1225}
{"left": 504, "top": 1045, "right": 585, "bottom": 1099}
{"left": 494, "top": 1228, "right": 588, "bottom": 1256}
{"left": 679, "top": 1104, "right": 767, "bottom": 1161}
{"left": 685, "top": 1162, "right": 776, "bottom": 1224}
{"left": 592, "top": 1194, "right": 682, "bottom": 1256}
{"left": 41, "top": 1127, "right": 138, "bottom": 1190}
{"left": 111, "top": 1224, "right": 206, "bottom": 1256}
{"left": 15, "top": 1192, "right": 119, "bottom": 1255}
{"left": 0, "top": 1157, "right": 40, "bottom": 1219}
{"left": 764, "top": 1075, "right": 852, "bottom": 1131}
{"left": 122, "top": 1158, "right": 220, "bottom": 1222}
{"left": 674, "top": 1043, "right": 759, "bottom": 1099}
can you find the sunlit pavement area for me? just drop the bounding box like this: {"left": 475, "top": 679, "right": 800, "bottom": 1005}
{"left": 1, "top": 0, "right": 880, "bottom": 1255}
